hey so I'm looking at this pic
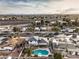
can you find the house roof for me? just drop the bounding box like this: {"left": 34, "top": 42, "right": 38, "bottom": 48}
{"left": 28, "top": 36, "right": 38, "bottom": 42}
{"left": 38, "top": 39, "right": 47, "bottom": 43}
{"left": 0, "top": 37, "right": 6, "bottom": 41}
{"left": 28, "top": 36, "right": 48, "bottom": 45}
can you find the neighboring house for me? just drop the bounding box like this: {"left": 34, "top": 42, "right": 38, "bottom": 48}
{"left": 70, "top": 19, "right": 75, "bottom": 22}
{"left": 68, "top": 48, "right": 79, "bottom": 55}
{"left": 21, "top": 27, "right": 27, "bottom": 32}
{"left": 35, "top": 27, "right": 40, "bottom": 31}
{"left": 0, "top": 46, "right": 14, "bottom": 51}
{"left": 28, "top": 36, "right": 48, "bottom": 46}
{"left": 57, "top": 20, "right": 67, "bottom": 25}
{"left": 40, "top": 27, "right": 47, "bottom": 31}
{"left": 38, "top": 38, "right": 48, "bottom": 46}
{"left": 61, "top": 28, "right": 75, "bottom": 33}
{"left": 0, "top": 37, "right": 7, "bottom": 44}
{"left": 50, "top": 21, "right": 56, "bottom": 24}
{"left": 35, "top": 20, "right": 41, "bottom": 23}
{"left": 28, "top": 36, "right": 38, "bottom": 46}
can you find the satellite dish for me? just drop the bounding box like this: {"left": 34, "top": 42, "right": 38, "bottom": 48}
{"left": 7, "top": 56, "right": 12, "bottom": 59}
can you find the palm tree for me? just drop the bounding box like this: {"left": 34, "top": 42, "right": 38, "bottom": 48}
{"left": 54, "top": 53, "right": 63, "bottom": 59}
{"left": 26, "top": 48, "right": 32, "bottom": 57}
{"left": 41, "top": 20, "right": 44, "bottom": 26}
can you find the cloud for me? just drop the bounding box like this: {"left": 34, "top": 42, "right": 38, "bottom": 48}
{"left": 0, "top": 0, "right": 62, "bottom": 7}
{"left": 0, "top": 0, "right": 79, "bottom": 14}
{"left": 0, "top": 0, "right": 51, "bottom": 8}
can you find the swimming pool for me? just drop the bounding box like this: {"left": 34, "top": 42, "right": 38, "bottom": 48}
{"left": 32, "top": 49, "right": 49, "bottom": 56}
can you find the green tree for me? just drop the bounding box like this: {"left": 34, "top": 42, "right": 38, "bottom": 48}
{"left": 12, "top": 27, "right": 20, "bottom": 32}
{"left": 27, "top": 27, "right": 35, "bottom": 32}
{"left": 23, "top": 48, "right": 32, "bottom": 57}
{"left": 30, "top": 22, "right": 36, "bottom": 32}
{"left": 54, "top": 53, "right": 63, "bottom": 59}
{"left": 72, "top": 18, "right": 79, "bottom": 26}
{"left": 73, "top": 28, "right": 79, "bottom": 33}
{"left": 27, "top": 48, "right": 32, "bottom": 56}
{"left": 52, "top": 27, "right": 60, "bottom": 32}
{"left": 45, "top": 20, "right": 50, "bottom": 25}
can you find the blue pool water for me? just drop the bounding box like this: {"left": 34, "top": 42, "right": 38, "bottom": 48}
{"left": 32, "top": 49, "right": 49, "bottom": 56}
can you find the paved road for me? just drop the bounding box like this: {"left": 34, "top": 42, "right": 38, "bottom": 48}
{"left": 0, "top": 20, "right": 31, "bottom": 25}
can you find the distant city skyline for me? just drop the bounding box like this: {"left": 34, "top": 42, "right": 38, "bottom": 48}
{"left": 0, "top": 0, "right": 79, "bottom": 14}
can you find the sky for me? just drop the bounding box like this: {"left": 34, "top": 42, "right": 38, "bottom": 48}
{"left": 0, "top": 0, "right": 79, "bottom": 14}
